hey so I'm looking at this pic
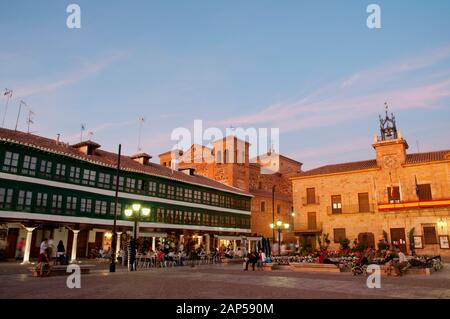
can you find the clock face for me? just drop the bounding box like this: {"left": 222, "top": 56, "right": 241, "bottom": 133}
{"left": 383, "top": 155, "right": 398, "bottom": 169}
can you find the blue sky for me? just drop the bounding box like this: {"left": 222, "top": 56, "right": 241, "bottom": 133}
{"left": 1, "top": 0, "right": 449, "bottom": 169}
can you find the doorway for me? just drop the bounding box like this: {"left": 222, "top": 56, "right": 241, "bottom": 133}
{"left": 390, "top": 228, "right": 407, "bottom": 252}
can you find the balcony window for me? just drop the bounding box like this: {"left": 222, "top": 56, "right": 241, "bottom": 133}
{"left": 17, "top": 190, "right": 32, "bottom": 211}
{"left": 22, "top": 155, "right": 37, "bottom": 176}
{"left": 0, "top": 188, "right": 13, "bottom": 209}
{"left": 387, "top": 186, "right": 400, "bottom": 203}
{"left": 307, "top": 212, "right": 317, "bottom": 230}
{"left": 69, "top": 166, "right": 81, "bottom": 183}
{"left": 98, "top": 173, "right": 111, "bottom": 189}
{"left": 306, "top": 188, "right": 316, "bottom": 204}
{"left": 80, "top": 198, "right": 92, "bottom": 213}
{"left": 82, "top": 169, "right": 96, "bottom": 186}
{"left": 331, "top": 195, "right": 342, "bottom": 214}
{"left": 35, "top": 193, "right": 48, "bottom": 211}
{"left": 418, "top": 184, "right": 432, "bottom": 201}
{"left": 40, "top": 160, "right": 52, "bottom": 176}
{"left": 3, "top": 151, "right": 19, "bottom": 173}
{"left": 55, "top": 163, "right": 66, "bottom": 179}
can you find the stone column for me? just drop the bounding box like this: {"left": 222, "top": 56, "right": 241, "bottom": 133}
{"left": 21, "top": 227, "right": 36, "bottom": 264}
{"left": 248, "top": 240, "right": 251, "bottom": 252}
{"left": 233, "top": 239, "right": 237, "bottom": 252}
{"left": 205, "top": 234, "right": 210, "bottom": 253}
{"left": 70, "top": 230, "right": 80, "bottom": 263}
{"left": 179, "top": 234, "right": 184, "bottom": 245}
{"left": 198, "top": 235, "right": 203, "bottom": 246}
{"left": 115, "top": 232, "right": 122, "bottom": 261}
{"left": 152, "top": 237, "right": 156, "bottom": 251}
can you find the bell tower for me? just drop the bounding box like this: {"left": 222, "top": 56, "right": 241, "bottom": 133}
{"left": 373, "top": 103, "right": 408, "bottom": 168}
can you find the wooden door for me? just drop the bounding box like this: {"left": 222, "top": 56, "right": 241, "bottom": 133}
{"left": 77, "top": 230, "right": 89, "bottom": 258}
{"left": 307, "top": 212, "right": 317, "bottom": 230}
{"left": 390, "top": 228, "right": 407, "bottom": 252}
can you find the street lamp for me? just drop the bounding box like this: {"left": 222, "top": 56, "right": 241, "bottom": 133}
{"left": 124, "top": 204, "right": 151, "bottom": 242}
{"left": 438, "top": 218, "right": 447, "bottom": 231}
{"left": 270, "top": 220, "right": 290, "bottom": 256}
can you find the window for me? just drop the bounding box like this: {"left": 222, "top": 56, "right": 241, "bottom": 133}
{"left": 69, "top": 166, "right": 81, "bottom": 183}
{"left": 110, "top": 202, "right": 122, "bottom": 216}
{"left": 418, "top": 184, "right": 432, "bottom": 201}
{"left": 22, "top": 155, "right": 37, "bottom": 175}
{"left": 82, "top": 169, "right": 96, "bottom": 186}
{"left": 203, "top": 192, "right": 210, "bottom": 204}
{"left": 136, "top": 180, "right": 144, "bottom": 193}
{"left": 66, "top": 196, "right": 77, "bottom": 212}
{"left": 159, "top": 184, "right": 167, "bottom": 196}
{"left": 225, "top": 196, "right": 231, "bottom": 208}
{"left": 35, "top": 193, "right": 48, "bottom": 211}
{"left": 125, "top": 178, "right": 136, "bottom": 192}
{"left": 211, "top": 194, "right": 219, "bottom": 205}
{"left": 387, "top": 186, "right": 400, "bottom": 203}
{"left": 175, "top": 187, "right": 183, "bottom": 200}
{"left": 94, "top": 200, "right": 108, "bottom": 215}
{"left": 17, "top": 190, "right": 32, "bottom": 210}
{"left": 193, "top": 191, "right": 201, "bottom": 203}
{"left": 306, "top": 188, "right": 316, "bottom": 204}
{"left": 260, "top": 201, "right": 266, "bottom": 213}
{"left": 148, "top": 181, "right": 157, "bottom": 195}
{"left": 334, "top": 228, "right": 346, "bottom": 243}
{"left": 167, "top": 185, "right": 175, "bottom": 199}
{"left": 2, "top": 151, "right": 19, "bottom": 172}
{"left": 80, "top": 198, "right": 92, "bottom": 213}
{"left": 51, "top": 194, "right": 63, "bottom": 212}
{"left": 0, "top": 188, "right": 14, "bottom": 209}
{"left": 98, "top": 172, "right": 111, "bottom": 189}
{"left": 112, "top": 176, "right": 124, "bottom": 191}
{"left": 358, "top": 192, "right": 370, "bottom": 212}
{"left": 423, "top": 226, "right": 437, "bottom": 244}
{"left": 184, "top": 189, "right": 192, "bottom": 202}
{"left": 55, "top": 163, "right": 66, "bottom": 179}
{"left": 40, "top": 159, "right": 52, "bottom": 176}
{"left": 331, "top": 195, "right": 342, "bottom": 214}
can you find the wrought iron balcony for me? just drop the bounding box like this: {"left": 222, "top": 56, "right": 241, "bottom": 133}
{"left": 326, "top": 204, "right": 376, "bottom": 215}
{"left": 301, "top": 196, "right": 320, "bottom": 206}
{"left": 294, "top": 221, "right": 323, "bottom": 234}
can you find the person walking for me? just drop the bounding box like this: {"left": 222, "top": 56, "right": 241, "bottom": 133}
{"left": 15, "top": 237, "right": 25, "bottom": 262}
{"left": 257, "top": 248, "right": 266, "bottom": 271}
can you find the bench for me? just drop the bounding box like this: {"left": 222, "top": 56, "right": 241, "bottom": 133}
{"left": 290, "top": 263, "right": 340, "bottom": 273}
{"left": 28, "top": 264, "right": 96, "bottom": 277}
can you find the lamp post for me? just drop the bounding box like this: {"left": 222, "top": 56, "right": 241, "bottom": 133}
{"left": 124, "top": 204, "right": 151, "bottom": 240}
{"left": 270, "top": 220, "right": 289, "bottom": 256}
{"left": 124, "top": 204, "right": 151, "bottom": 271}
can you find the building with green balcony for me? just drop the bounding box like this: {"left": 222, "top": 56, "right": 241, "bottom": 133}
{"left": 0, "top": 128, "right": 253, "bottom": 262}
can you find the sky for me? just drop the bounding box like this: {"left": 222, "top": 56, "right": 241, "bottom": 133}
{"left": 0, "top": 0, "right": 449, "bottom": 170}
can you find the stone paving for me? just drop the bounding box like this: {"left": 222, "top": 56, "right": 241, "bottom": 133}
{"left": 0, "top": 262, "right": 449, "bottom": 299}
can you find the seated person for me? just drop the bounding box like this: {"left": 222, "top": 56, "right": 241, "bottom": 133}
{"left": 393, "top": 249, "right": 409, "bottom": 276}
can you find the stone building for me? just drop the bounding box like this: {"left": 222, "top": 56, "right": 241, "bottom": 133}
{"left": 291, "top": 109, "right": 450, "bottom": 256}
{"left": 159, "top": 135, "right": 302, "bottom": 243}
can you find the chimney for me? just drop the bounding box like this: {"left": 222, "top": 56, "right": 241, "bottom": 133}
{"left": 71, "top": 140, "right": 101, "bottom": 155}
{"left": 130, "top": 152, "right": 152, "bottom": 165}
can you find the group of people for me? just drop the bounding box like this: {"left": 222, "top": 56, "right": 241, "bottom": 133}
{"left": 244, "top": 249, "right": 266, "bottom": 271}
{"left": 36, "top": 238, "right": 68, "bottom": 277}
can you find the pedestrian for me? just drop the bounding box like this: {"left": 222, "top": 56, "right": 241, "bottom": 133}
{"left": 16, "top": 237, "right": 25, "bottom": 262}
{"left": 56, "top": 240, "right": 66, "bottom": 265}
{"left": 257, "top": 248, "right": 265, "bottom": 270}
{"left": 128, "top": 237, "right": 136, "bottom": 271}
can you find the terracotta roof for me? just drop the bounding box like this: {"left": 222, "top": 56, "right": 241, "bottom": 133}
{"left": 405, "top": 150, "right": 450, "bottom": 164}
{"left": 298, "top": 149, "right": 450, "bottom": 178}
{"left": 0, "top": 128, "right": 251, "bottom": 197}
{"left": 299, "top": 159, "right": 378, "bottom": 177}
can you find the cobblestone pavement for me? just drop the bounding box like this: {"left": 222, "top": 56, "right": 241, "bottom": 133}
{"left": 0, "top": 262, "right": 449, "bottom": 299}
